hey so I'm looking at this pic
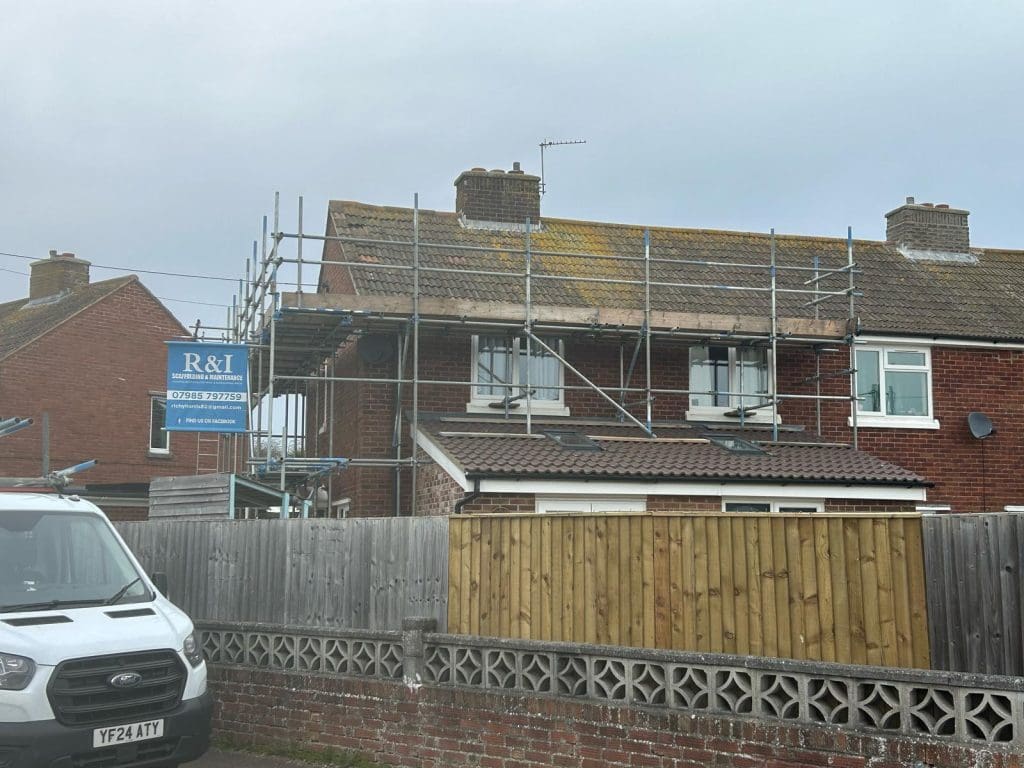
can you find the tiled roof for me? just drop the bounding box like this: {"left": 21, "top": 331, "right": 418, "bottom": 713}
{"left": 322, "top": 201, "right": 1024, "bottom": 341}
{"left": 0, "top": 277, "right": 136, "bottom": 361}
{"left": 418, "top": 417, "right": 929, "bottom": 487}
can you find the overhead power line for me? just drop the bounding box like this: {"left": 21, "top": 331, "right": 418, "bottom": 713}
{"left": 0, "top": 250, "right": 237, "bottom": 283}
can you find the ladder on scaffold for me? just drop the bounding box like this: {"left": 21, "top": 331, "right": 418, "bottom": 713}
{"left": 195, "top": 433, "right": 221, "bottom": 474}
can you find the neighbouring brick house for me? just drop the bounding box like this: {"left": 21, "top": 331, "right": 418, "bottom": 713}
{"left": 300, "top": 166, "right": 1024, "bottom": 516}
{"left": 0, "top": 251, "right": 198, "bottom": 518}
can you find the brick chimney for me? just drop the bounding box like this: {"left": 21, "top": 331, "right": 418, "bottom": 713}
{"left": 454, "top": 162, "right": 541, "bottom": 226}
{"left": 29, "top": 251, "right": 91, "bottom": 300}
{"left": 885, "top": 197, "right": 970, "bottom": 253}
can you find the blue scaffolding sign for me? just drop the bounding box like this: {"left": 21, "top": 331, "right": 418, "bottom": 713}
{"left": 165, "top": 341, "right": 248, "bottom": 433}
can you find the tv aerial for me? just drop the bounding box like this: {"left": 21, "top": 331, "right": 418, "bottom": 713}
{"left": 539, "top": 138, "right": 586, "bottom": 195}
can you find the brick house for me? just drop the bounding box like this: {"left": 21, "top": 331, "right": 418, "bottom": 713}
{"left": 0, "top": 251, "right": 198, "bottom": 518}
{"left": 297, "top": 166, "right": 1024, "bottom": 516}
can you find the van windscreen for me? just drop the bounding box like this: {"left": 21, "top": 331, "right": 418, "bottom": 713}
{"left": 0, "top": 512, "right": 151, "bottom": 613}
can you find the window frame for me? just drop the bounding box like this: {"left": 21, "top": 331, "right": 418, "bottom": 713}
{"left": 852, "top": 344, "right": 939, "bottom": 430}
{"left": 467, "top": 334, "right": 569, "bottom": 416}
{"left": 685, "top": 344, "right": 775, "bottom": 424}
{"left": 536, "top": 496, "right": 647, "bottom": 514}
{"left": 149, "top": 395, "right": 170, "bottom": 455}
{"left": 722, "top": 498, "right": 823, "bottom": 514}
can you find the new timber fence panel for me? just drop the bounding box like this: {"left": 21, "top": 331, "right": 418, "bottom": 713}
{"left": 116, "top": 517, "right": 449, "bottom": 631}
{"left": 923, "top": 512, "right": 1024, "bottom": 676}
{"left": 448, "top": 513, "right": 931, "bottom": 669}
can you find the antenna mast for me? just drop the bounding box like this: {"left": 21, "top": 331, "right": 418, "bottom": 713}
{"left": 539, "top": 138, "right": 586, "bottom": 195}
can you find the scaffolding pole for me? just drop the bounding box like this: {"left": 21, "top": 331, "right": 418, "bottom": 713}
{"left": 410, "top": 194, "right": 420, "bottom": 516}
{"left": 770, "top": 229, "right": 779, "bottom": 442}
{"left": 644, "top": 229, "right": 653, "bottom": 433}
{"left": 233, "top": 191, "right": 863, "bottom": 511}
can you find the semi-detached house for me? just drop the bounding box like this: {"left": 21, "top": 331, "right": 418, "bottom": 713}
{"left": 296, "top": 165, "right": 1024, "bottom": 517}
{"left": 0, "top": 252, "right": 199, "bottom": 518}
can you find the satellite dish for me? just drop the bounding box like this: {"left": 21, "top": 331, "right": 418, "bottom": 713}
{"left": 357, "top": 334, "right": 395, "bottom": 365}
{"left": 967, "top": 412, "right": 995, "bottom": 439}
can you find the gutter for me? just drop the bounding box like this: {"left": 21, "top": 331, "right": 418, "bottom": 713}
{"left": 454, "top": 479, "right": 481, "bottom": 515}
{"left": 462, "top": 472, "right": 932, "bottom": 488}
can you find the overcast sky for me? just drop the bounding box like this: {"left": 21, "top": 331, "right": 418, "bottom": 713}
{"left": 3, "top": 1, "right": 1023, "bottom": 332}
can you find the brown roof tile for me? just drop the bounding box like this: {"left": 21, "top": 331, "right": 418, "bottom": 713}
{"left": 419, "top": 417, "right": 928, "bottom": 487}
{"left": 322, "top": 201, "right": 1024, "bottom": 341}
{"left": 0, "top": 276, "right": 136, "bottom": 361}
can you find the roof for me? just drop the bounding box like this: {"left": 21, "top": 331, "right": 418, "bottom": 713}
{"left": 0, "top": 276, "right": 136, "bottom": 362}
{"left": 322, "top": 201, "right": 1024, "bottom": 342}
{"left": 417, "top": 416, "right": 929, "bottom": 487}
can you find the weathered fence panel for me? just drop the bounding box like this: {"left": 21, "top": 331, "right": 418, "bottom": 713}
{"left": 923, "top": 512, "right": 1024, "bottom": 675}
{"left": 448, "top": 513, "right": 931, "bottom": 669}
{"left": 117, "top": 517, "right": 449, "bottom": 631}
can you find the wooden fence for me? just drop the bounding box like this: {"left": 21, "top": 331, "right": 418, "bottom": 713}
{"left": 117, "top": 517, "right": 449, "bottom": 631}
{"left": 448, "top": 513, "right": 931, "bottom": 669}
{"left": 923, "top": 512, "right": 1024, "bottom": 676}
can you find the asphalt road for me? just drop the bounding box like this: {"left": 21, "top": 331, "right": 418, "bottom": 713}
{"left": 189, "top": 748, "right": 320, "bottom": 767}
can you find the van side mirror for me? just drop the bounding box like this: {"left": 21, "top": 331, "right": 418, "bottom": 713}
{"left": 151, "top": 572, "right": 168, "bottom": 596}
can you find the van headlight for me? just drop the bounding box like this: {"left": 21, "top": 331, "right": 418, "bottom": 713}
{"left": 182, "top": 632, "right": 203, "bottom": 668}
{"left": 0, "top": 652, "right": 35, "bottom": 690}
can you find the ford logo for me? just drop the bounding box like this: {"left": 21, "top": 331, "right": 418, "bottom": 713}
{"left": 108, "top": 671, "right": 143, "bottom": 689}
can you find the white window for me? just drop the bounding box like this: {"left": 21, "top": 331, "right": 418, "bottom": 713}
{"left": 686, "top": 345, "right": 773, "bottom": 423}
{"left": 149, "top": 397, "right": 169, "bottom": 454}
{"left": 853, "top": 346, "right": 938, "bottom": 429}
{"left": 468, "top": 335, "right": 568, "bottom": 415}
{"left": 536, "top": 496, "right": 646, "bottom": 514}
{"left": 722, "top": 499, "right": 823, "bottom": 514}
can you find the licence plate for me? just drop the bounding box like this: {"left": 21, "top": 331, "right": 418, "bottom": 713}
{"left": 92, "top": 719, "right": 164, "bottom": 748}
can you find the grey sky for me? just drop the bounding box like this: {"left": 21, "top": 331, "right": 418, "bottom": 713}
{"left": 3, "top": 0, "right": 1023, "bottom": 331}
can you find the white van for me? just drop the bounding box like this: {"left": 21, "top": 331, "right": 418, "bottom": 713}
{"left": 0, "top": 493, "right": 211, "bottom": 767}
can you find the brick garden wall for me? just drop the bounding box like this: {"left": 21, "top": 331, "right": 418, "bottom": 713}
{"left": 209, "top": 665, "right": 1020, "bottom": 768}
{"left": 0, "top": 280, "right": 197, "bottom": 499}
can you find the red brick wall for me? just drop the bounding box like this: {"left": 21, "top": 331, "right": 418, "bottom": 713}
{"left": 210, "top": 666, "right": 1020, "bottom": 768}
{"left": 323, "top": 326, "right": 1024, "bottom": 515}
{"left": 416, "top": 461, "right": 464, "bottom": 516}
{"left": 0, "top": 280, "right": 197, "bottom": 492}
{"left": 855, "top": 347, "right": 1024, "bottom": 512}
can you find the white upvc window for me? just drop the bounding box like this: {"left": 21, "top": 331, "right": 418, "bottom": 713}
{"left": 686, "top": 344, "right": 774, "bottom": 423}
{"left": 536, "top": 496, "right": 646, "bottom": 514}
{"left": 468, "top": 335, "right": 568, "bottom": 415}
{"left": 722, "top": 498, "right": 823, "bottom": 514}
{"left": 852, "top": 345, "right": 939, "bottom": 429}
{"left": 149, "top": 396, "right": 170, "bottom": 454}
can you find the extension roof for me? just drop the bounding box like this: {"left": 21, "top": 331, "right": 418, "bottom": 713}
{"left": 320, "top": 201, "right": 1024, "bottom": 342}
{"left": 417, "top": 416, "right": 928, "bottom": 487}
{"left": 0, "top": 276, "right": 140, "bottom": 362}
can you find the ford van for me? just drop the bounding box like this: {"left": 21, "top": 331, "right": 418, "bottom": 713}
{"left": 0, "top": 492, "right": 211, "bottom": 767}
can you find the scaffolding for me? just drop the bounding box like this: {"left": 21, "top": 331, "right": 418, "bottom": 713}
{"left": 212, "top": 192, "right": 862, "bottom": 516}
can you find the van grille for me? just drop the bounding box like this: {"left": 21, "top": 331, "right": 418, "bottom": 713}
{"left": 47, "top": 650, "right": 186, "bottom": 727}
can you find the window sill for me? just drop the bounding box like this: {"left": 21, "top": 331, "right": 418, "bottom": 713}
{"left": 466, "top": 402, "right": 570, "bottom": 417}
{"left": 685, "top": 407, "right": 779, "bottom": 425}
{"left": 147, "top": 451, "right": 173, "bottom": 459}
{"left": 847, "top": 415, "right": 940, "bottom": 430}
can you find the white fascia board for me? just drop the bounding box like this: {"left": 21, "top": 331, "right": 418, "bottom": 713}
{"left": 856, "top": 334, "right": 1024, "bottom": 351}
{"left": 475, "top": 478, "right": 927, "bottom": 502}
{"left": 414, "top": 429, "right": 471, "bottom": 491}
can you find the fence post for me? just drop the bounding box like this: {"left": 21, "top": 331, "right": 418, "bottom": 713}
{"left": 402, "top": 616, "right": 437, "bottom": 686}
